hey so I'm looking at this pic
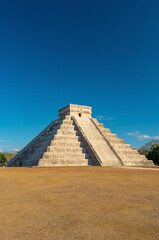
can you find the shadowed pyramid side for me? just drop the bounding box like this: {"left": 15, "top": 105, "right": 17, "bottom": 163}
{"left": 7, "top": 119, "right": 62, "bottom": 167}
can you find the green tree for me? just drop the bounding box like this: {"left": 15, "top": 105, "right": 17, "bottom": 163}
{"left": 0, "top": 153, "right": 7, "bottom": 165}
{"left": 147, "top": 146, "right": 159, "bottom": 165}
{"left": 138, "top": 140, "right": 159, "bottom": 155}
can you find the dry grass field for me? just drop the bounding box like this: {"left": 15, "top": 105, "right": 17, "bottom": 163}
{"left": 0, "top": 167, "right": 159, "bottom": 240}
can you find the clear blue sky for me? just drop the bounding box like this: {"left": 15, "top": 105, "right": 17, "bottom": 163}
{"left": 0, "top": 0, "right": 159, "bottom": 152}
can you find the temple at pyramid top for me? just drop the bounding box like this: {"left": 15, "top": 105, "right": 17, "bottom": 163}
{"left": 8, "top": 103, "right": 154, "bottom": 167}
{"left": 58, "top": 104, "right": 92, "bottom": 118}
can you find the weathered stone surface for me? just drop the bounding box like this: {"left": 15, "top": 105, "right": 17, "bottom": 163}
{"left": 7, "top": 104, "right": 154, "bottom": 167}
{"left": 58, "top": 104, "right": 92, "bottom": 118}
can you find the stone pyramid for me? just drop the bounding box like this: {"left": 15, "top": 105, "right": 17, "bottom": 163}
{"left": 8, "top": 104, "right": 154, "bottom": 167}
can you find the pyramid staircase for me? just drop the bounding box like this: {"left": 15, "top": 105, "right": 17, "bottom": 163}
{"left": 72, "top": 116, "right": 122, "bottom": 166}
{"left": 8, "top": 104, "right": 154, "bottom": 167}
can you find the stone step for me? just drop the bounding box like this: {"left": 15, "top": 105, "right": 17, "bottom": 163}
{"left": 44, "top": 130, "right": 58, "bottom": 138}
{"left": 105, "top": 134, "right": 118, "bottom": 139}
{"left": 122, "top": 159, "right": 154, "bottom": 166}
{"left": 65, "top": 116, "right": 72, "bottom": 120}
{"left": 24, "top": 156, "right": 91, "bottom": 166}
{"left": 23, "top": 159, "right": 39, "bottom": 166}
{"left": 142, "top": 160, "right": 154, "bottom": 165}
{"left": 98, "top": 123, "right": 105, "bottom": 128}
{"left": 61, "top": 120, "right": 73, "bottom": 125}
{"left": 103, "top": 129, "right": 111, "bottom": 133}
{"left": 32, "top": 147, "right": 89, "bottom": 160}
{"left": 34, "top": 146, "right": 47, "bottom": 154}
{"left": 51, "top": 141, "right": 83, "bottom": 148}
{"left": 28, "top": 152, "right": 44, "bottom": 161}
{"left": 39, "top": 135, "right": 54, "bottom": 143}
{"left": 57, "top": 129, "right": 78, "bottom": 136}
{"left": 113, "top": 144, "right": 132, "bottom": 149}
{"left": 137, "top": 155, "right": 149, "bottom": 160}
{"left": 107, "top": 139, "right": 125, "bottom": 144}
{"left": 138, "top": 155, "right": 149, "bottom": 160}
{"left": 38, "top": 158, "right": 88, "bottom": 166}
{"left": 53, "top": 135, "right": 81, "bottom": 142}
{"left": 47, "top": 146, "right": 87, "bottom": 153}
{"left": 60, "top": 125, "right": 75, "bottom": 131}
{"left": 121, "top": 155, "right": 145, "bottom": 160}
{"left": 122, "top": 161, "right": 145, "bottom": 166}
{"left": 116, "top": 149, "right": 139, "bottom": 155}
{"left": 38, "top": 139, "right": 52, "bottom": 148}
{"left": 44, "top": 123, "right": 61, "bottom": 134}
{"left": 43, "top": 152, "right": 87, "bottom": 160}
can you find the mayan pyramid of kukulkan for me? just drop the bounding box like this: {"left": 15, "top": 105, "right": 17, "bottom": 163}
{"left": 8, "top": 104, "right": 154, "bottom": 167}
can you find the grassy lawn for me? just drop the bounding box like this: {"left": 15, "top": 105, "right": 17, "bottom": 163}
{"left": 0, "top": 167, "right": 158, "bottom": 240}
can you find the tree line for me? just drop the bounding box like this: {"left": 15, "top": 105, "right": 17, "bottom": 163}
{"left": 138, "top": 140, "right": 159, "bottom": 165}
{"left": 0, "top": 153, "right": 7, "bottom": 166}
{"left": 0, "top": 152, "right": 17, "bottom": 166}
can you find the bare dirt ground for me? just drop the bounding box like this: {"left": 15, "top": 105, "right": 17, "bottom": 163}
{"left": 0, "top": 166, "right": 159, "bottom": 240}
